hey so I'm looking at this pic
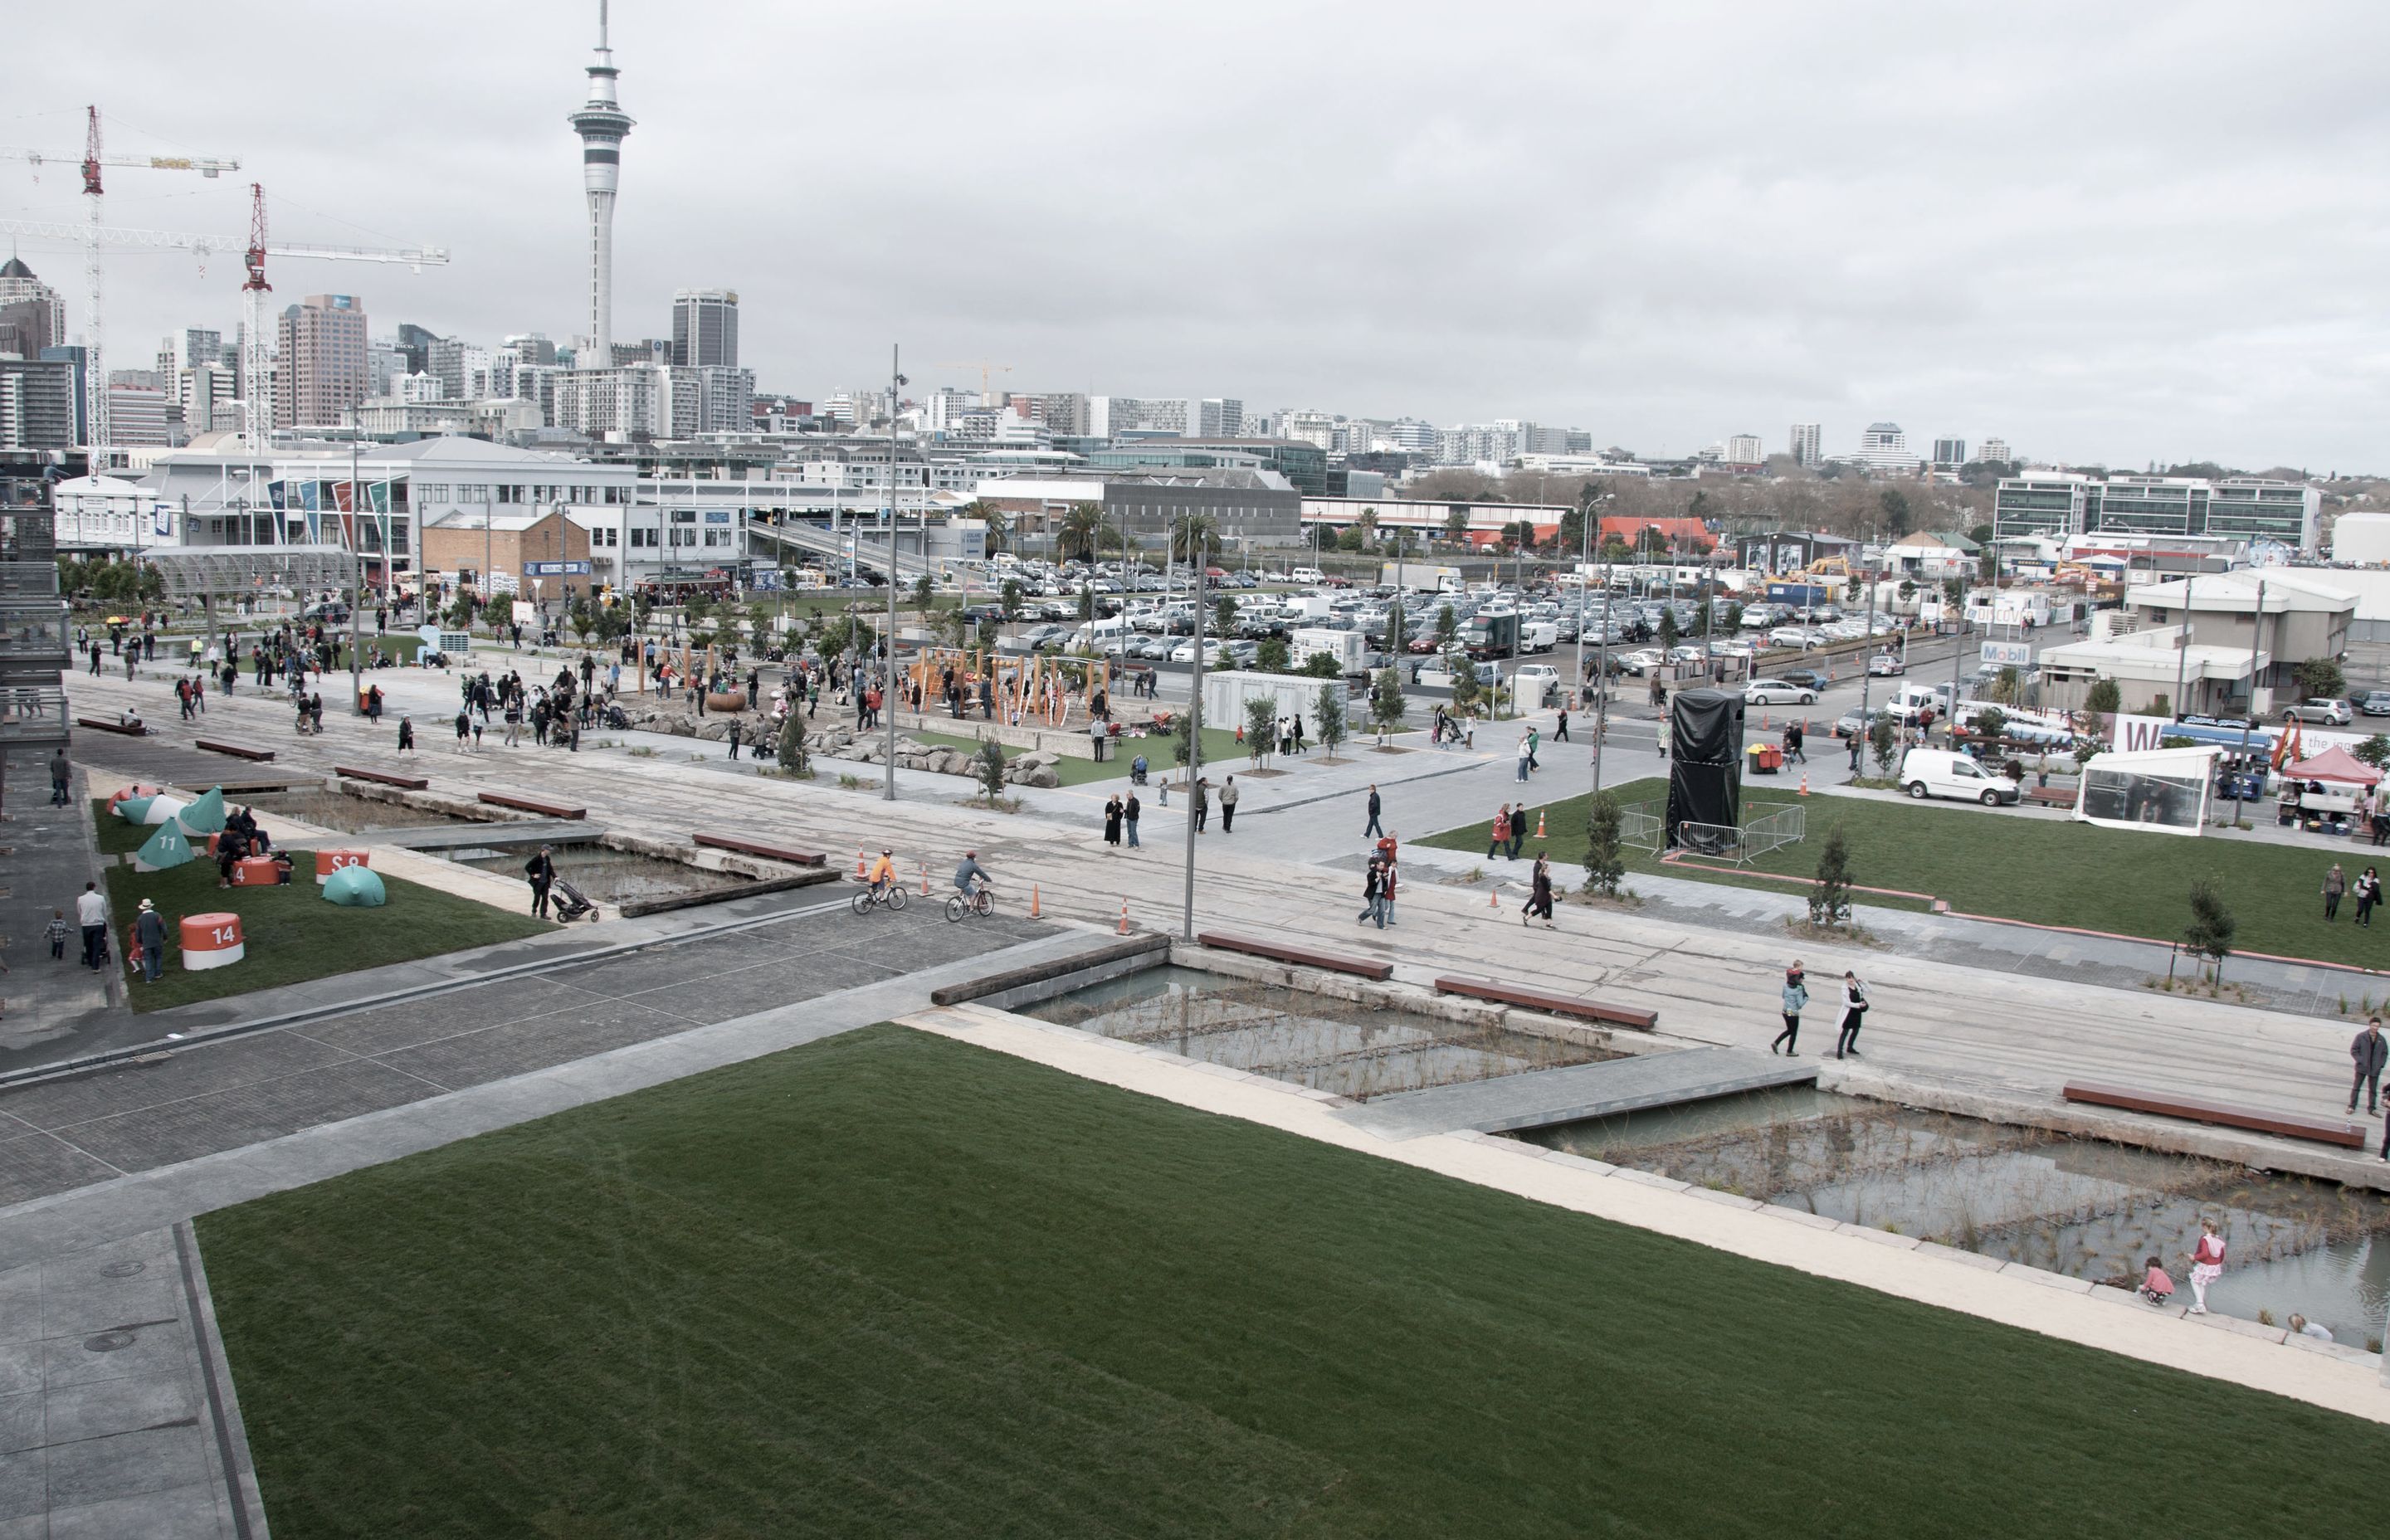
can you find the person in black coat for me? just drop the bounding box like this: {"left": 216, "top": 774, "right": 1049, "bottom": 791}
{"left": 525, "top": 846, "right": 558, "bottom": 919}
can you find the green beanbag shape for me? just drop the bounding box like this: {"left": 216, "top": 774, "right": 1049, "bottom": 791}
{"left": 117, "top": 795, "right": 154, "bottom": 823}
{"left": 134, "top": 821, "right": 196, "bottom": 872}
{"left": 177, "top": 787, "right": 227, "bottom": 836}
{"left": 322, "top": 865, "right": 387, "bottom": 907}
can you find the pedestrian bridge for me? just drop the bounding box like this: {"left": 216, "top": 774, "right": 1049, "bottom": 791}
{"left": 1337, "top": 1045, "right": 1815, "bottom": 1141}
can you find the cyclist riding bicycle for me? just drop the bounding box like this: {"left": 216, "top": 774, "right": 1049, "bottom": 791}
{"left": 866, "top": 847, "right": 897, "bottom": 899}
{"left": 954, "top": 850, "right": 992, "bottom": 899}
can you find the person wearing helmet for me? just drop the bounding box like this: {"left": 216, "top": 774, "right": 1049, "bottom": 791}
{"left": 954, "top": 850, "right": 992, "bottom": 900}
{"left": 866, "top": 847, "right": 897, "bottom": 899}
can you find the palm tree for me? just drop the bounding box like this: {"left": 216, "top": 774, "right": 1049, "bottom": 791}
{"left": 1172, "top": 512, "right": 1220, "bottom": 563}
{"left": 1059, "top": 502, "right": 1107, "bottom": 563}
{"left": 959, "top": 499, "right": 1008, "bottom": 555}
{"left": 1356, "top": 508, "right": 1379, "bottom": 548}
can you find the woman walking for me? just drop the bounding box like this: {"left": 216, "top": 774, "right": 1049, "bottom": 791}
{"left": 2357, "top": 866, "right": 2381, "bottom": 928}
{"left": 1357, "top": 857, "right": 1384, "bottom": 928}
{"left": 2187, "top": 1216, "right": 2227, "bottom": 1314}
{"left": 1487, "top": 804, "right": 1511, "bottom": 861}
{"left": 1524, "top": 850, "right": 1555, "bottom": 928}
{"left": 1772, "top": 962, "right": 1807, "bottom": 1055}
{"left": 396, "top": 714, "right": 416, "bottom": 755}
{"left": 1833, "top": 971, "right": 1868, "bottom": 1059}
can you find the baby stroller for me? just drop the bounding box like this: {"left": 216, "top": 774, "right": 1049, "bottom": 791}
{"left": 1129, "top": 753, "right": 1149, "bottom": 785}
{"left": 550, "top": 878, "right": 598, "bottom": 923}
{"left": 602, "top": 703, "right": 629, "bottom": 729}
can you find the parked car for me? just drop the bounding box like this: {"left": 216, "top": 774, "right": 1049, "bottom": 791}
{"left": 1744, "top": 678, "right": 1817, "bottom": 706}
{"left": 1778, "top": 669, "right": 1830, "bottom": 694}
{"left": 1867, "top": 653, "right": 1907, "bottom": 676}
{"left": 2286, "top": 697, "right": 2353, "bottom": 725}
{"left": 1900, "top": 748, "right": 2021, "bottom": 807}
{"left": 1835, "top": 706, "right": 1890, "bottom": 740}
{"left": 1616, "top": 648, "right": 1666, "bottom": 675}
{"left": 2363, "top": 690, "right": 2390, "bottom": 717}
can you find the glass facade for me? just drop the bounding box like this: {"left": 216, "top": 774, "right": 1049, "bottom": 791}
{"left": 1994, "top": 475, "right": 2315, "bottom": 551}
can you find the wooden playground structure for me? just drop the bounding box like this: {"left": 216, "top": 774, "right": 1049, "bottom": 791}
{"left": 910, "top": 646, "right": 1110, "bottom": 728}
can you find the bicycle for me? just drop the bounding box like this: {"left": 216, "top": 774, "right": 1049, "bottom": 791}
{"left": 850, "top": 882, "right": 909, "bottom": 917}
{"left": 944, "top": 886, "right": 995, "bottom": 923}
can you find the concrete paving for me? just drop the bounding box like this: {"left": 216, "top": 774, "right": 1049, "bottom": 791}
{"left": 0, "top": 753, "right": 117, "bottom": 1070}
{"left": 1341, "top": 1046, "right": 1815, "bottom": 1139}
{"left": 0, "top": 1224, "right": 266, "bottom": 1538}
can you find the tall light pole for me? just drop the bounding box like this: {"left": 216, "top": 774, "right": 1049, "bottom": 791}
{"left": 348, "top": 415, "right": 364, "bottom": 712}
{"left": 2233, "top": 578, "right": 2266, "bottom": 824}
{"left": 1182, "top": 520, "right": 1207, "bottom": 941}
{"left": 884, "top": 344, "right": 905, "bottom": 800}
{"left": 1856, "top": 525, "right": 1876, "bottom": 772}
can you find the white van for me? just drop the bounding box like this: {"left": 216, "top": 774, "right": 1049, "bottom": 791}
{"left": 1072, "top": 616, "right": 1131, "bottom": 651}
{"left": 1289, "top": 566, "right": 1326, "bottom": 586}
{"left": 1898, "top": 748, "right": 2020, "bottom": 807}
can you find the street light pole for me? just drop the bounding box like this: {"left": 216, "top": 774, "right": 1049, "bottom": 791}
{"left": 1856, "top": 526, "right": 1876, "bottom": 772}
{"left": 885, "top": 344, "right": 904, "bottom": 801}
{"left": 1182, "top": 529, "right": 1206, "bottom": 941}
{"left": 348, "top": 412, "right": 364, "bottom": 713}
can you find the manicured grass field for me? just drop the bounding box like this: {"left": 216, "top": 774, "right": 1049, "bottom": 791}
{"left": 200, "top": 1026, "right": 2379, "bottom": 1538}
{"left": 102, "top": 848, "right": 549, "bottom": 1012}
{"left": 906, "top": 724, "right": 1247, "bottom": 786}
{"left": 1425, "top": 776, "right": 2382, "bottom": 962}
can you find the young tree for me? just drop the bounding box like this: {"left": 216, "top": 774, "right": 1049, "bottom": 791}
{"left": 2355, "top": 734, "right": 2390, "bottom": 770}
{"left": 1868, "top": 712, "right": 1898, "bottom": 776}
{"left": 1079, "top": 582, "right": 1097, "bottom": 622}
{"left": 974, "top": 738, "right": 1007, "bottom": 803}
{"left": 913, "top": 574, "right": 934, "bottom": 617}
{"left": 1656, "top": 609, "right": 1680, "bottom": 652}
{"left": 2084, "top": 677, "right": 2122, "bottom": 716}
{"left": 1172, "top": 707, "right": 1197, "bottom": 768}
{"left": 1435, "top": 602, "right": 1460, "bottom": 652}
{"left": 1245, "top": 696, "right": 1277, "bottom": 766}
{"left": 1314, "top": 680, "right": 1348, "bottom": 758}
{"left": 1879, "top": 488, "right": 1914, "bottom": 539}
{"left": 1256, "top": 636, "right": 1291, "bottom": 672}
{"left": 1368, "top": 666, "right": 1407, "bottom": 744}
{"left": 1213, "top": 592, "right": 1240, "bottom": 637}
{"left": 1302, "top": 651, "right": 1342, "bottom": 677}
{"left": 1809, "top": 823, "right": 1853, "bottom": 927}
{"left": 1444, "top": 507, "right": 1471, "bottom": 544}
{"left": 1001, "top": 579, "right": 1023, "bottom": 620}
{"left": 1583, "top": 789, "right": 1626, "bottom": 897}
{"left": 2183, "top": 879, "right": 2236, "bottom": 985}
{"left": 776, "top": 708, "right": 808, "bottom": 776}
{"left": 1972, "top": 705, "right": 2007, "bottom": 744}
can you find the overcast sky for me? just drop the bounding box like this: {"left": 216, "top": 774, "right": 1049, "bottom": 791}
{"left": 12, "top": 2, "right": 2388, "bottom": 471}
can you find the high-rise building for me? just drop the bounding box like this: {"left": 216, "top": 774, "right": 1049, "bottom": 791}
{"left": 671, "top": 290, "right": 738, "bottom": 368}
{"left": 1992, "top": 470, "right": 2319, "bottom": 553}
{"left": 568, "top": 2, "right": 635, "bottom": 371}
{"left": 0, "top": 257, "right": 66, "bottom": 358}
{"left": 1724, "top": 432, "right": 1764, "bottom": 467}
{"left": 105, "top": 381, "right": 171, "bottom": 446}
{"left": 1089, "top": 397, "right": 1187, "bottom": 437}
{"left": 1849, "top": 422, "right": 1914, "bottom": 472}
{"left": 274, "top": 294, "right": 369, "bottom": 428}
{"left": 0, "top": 358, "right": 76, "bottom": 448}
{"left": 1931, "top": 436, "right": 1968, "bottom": 470}
{"left": 39, "top": 345, "right": 89, "bottom": 444}
{"left": 1788, "top": 423, "right": 1822, "bottom": 469}
{"left": 396, "top": 322, "right": 438, "bottom": 376}
{"left": 0, "top": 300, "right": 53, "bottom": 363}
{"left": 1978, "top": 436, "right": 2012, "bottom": 467}
{"left": 1183, "top": 398, "right": 1243, "bottom": 439}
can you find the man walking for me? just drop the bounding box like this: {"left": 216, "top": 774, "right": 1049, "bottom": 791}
{"left": 2353, "top": 1015, "right": 2388, "bottom": 1116}
{"left": 726, "top": 719, "right": 743, "bottom": 760}
{"left": 524, "top": 846, "right": 557, "bottom": 919}
{"left": 134, "top": 899, "right": 168, "bottom": 983}
{"left": 1363, "top": 784, "right": 1383, "bottom": 840}
{"left": 1358, "top": 856, "right": 1384, "bottom": 928}
{"left": 1124, "top": 790, "right": 1142, "bottom": 848}
{"left": 1193, "top": 777, "right": 1210, "bottom": 832}
{"left": 1220, "top": 775, "right": 1239, "bottom": 833}
{"left": 1848, "top": 731, "right": 1863, "bottom": 776}
{"left": 2325, "top": 862, "right": 2347, "bottom": 922}
{"left": 1554, "top": 706, "right": 1569, "bottom": 743}
{"left": 49, "top": 748, "right": 71, "bottom": 806}
{"left": 76, "top": 881, "right": 109, "bottom": 971}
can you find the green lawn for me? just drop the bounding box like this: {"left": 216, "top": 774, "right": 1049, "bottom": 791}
{"left": 199, "top": 1026, "right": 2378, "bottom": 1538}
{"left": 104, "top": 852, "right": 549, "bottom": 1011}
{"left": 1426, "top": 776, "right": 2378, "bottom": 961}
{"left": 906, "top": 724, "right": 1247, "bottom": 786}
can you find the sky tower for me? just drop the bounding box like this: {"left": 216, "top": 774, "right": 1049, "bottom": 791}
{"left": 568, "top": 1, "right": 633, "bottom": 369}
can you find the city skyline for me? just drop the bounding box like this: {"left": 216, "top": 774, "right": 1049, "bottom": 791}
{"left": 7, "top": 2, "right": 2388, "bottom": 470}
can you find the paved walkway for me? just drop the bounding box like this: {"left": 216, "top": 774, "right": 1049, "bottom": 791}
{"left": 1, "top": 753, "right": 116, "bottom": 1070}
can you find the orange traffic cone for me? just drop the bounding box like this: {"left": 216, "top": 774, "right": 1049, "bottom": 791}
{"left": 1534, "top": 808, "right": 1547, "bottom": 839}
{"left": 1488, "top": 884, "right": 1500, "bottom": 909}
{"left": 1798, "top": 773, "right": 1810, "bottom": 797}
{"left": 854, "top": 849, "right": 866, "bottom": 880}
{"left": 1117, "top": 898, "right": 1130, "bottom": 935}
{"left": 1029, "top": 884, "right": 1042, "bottom": 919}
{"left": 919, "top": 861, "right": 931, "bottom": 895}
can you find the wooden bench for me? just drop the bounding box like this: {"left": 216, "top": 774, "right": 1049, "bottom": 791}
{"left": 478, "top": 791, "right": 586, "bottom": 820}
{"left": 1196, "top": 932, "right": 1393, "bottom": 982}
{"left": 2022, "top": 786, "right": 2075, "bottom": 808}
{"left": 2062, "top": 1081, "right": 2365, "bottom": 1149}
{"left": 693, "top": 832, "right": 825, "bottom": 867}
{"left": 334, "top": 764, "right": 429, "bottom": 791}
{"left": 1433, "top": 975, "right": 1659, "bottom": 1031}
{"left": 196, "top": 738, "right": 276, "bottom": 763}
{"left": 75, "top": 716, "right": 148, "bottom": 736}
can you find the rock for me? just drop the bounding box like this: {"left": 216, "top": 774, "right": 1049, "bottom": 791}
{"left": 1027, "top": 768, "right": 1061, "bottom": 789}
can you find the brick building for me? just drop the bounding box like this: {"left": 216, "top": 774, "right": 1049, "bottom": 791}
{"left": 423, "top": 509, "right": 594, "bottom": 599}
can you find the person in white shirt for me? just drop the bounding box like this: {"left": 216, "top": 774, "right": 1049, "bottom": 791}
{"left": 74, "top": 881, "right": 110, "bottom": 971}
{"left": 2288, "top": 1313, "right": 2333, "bottom": 1342}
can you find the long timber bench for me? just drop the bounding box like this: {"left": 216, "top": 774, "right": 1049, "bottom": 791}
{"left": 693, "top": 832, "right": 825, "bottom": 867}
{"left": 196, "top": 738, "right": 276, "bottom": 762}
{"left": 1432, "top": 976, "right": 1658, "bottom": 1031}
{"left": 2061, "top": 1081, "right": 2365, "bottom": 1149}
{"left": 478, "top": 791, "right": 586, "bottom": 820}
{"left": 75, "top": 716, "right": 148, "bottom": 736}
{"left": 1195, "top": 932, "right": 1393, "bottom": 982}
{"left": 334, "top": 765, "right": 429, "bottom": 791}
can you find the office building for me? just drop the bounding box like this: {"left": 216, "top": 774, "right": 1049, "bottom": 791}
{"left": 0, "top": 299, "right": 53, "bottom": 363}
{"left": 1992, "top": 470, "right": 2320, "bottom": 554}
{"left": 1930, "top": 436, "right": 1967, "bottom": 470}
{"left": 671, "top": 290, "right": 738, "bottom": 368}
{"left": 105, "top": 380, "right": 172, "bottom": 446}
{"left": 1978, "top": 436, "right": 2012, "bottom": 466}
{"left": 0, "top": 358, "right": 76, "bottom": 449}
{"left": 1088, "top": 396, "right": 1187, "bottom": 437}
{"left": 37, "top": 346, "right": 89, "bottom": 444}
{"left": 1723, "top": 432, "right": 1764, "bottom": 467}
{"left": 1184, "top": 397, "right": 1242, "bottom": 438}
{"left": 275, "top": 294, "right": 369, "bottom": 429}
{"left": 1789, "top": 422, "right": 1821, "bottom": 469}
{"left": 0, "top": 258, "right": 66, "bottom": 358}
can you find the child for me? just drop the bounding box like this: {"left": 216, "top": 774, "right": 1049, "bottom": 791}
{"left": 2138, "top": 1255, "right": 2174, "bottom": 1307}
{"left": 44, "top": 909, "right": 71, "bottom": 960}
